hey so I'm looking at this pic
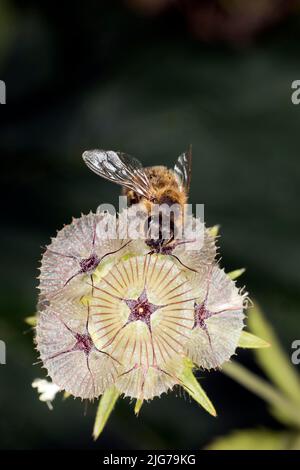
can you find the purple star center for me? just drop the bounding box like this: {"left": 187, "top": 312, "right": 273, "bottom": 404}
{"left": 193, "top": 301, "right": 213, "bottom": 329}
{"left": 124, "top": 288, "right": 163, "bottom": 331}
{"left": 73, "top": 332, "right": 93, "bottom": 355}
{"left": 80, "top": 253, "right": 100, "bottom": 274}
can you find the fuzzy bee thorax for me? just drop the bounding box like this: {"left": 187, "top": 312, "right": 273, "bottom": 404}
{"left": 124, "top": 166, "right": 187, "bottom": 208}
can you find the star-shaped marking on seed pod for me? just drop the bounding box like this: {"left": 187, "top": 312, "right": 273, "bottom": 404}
{"left": 123, "top": 288, "right": 164, "bottom": 332}
{"left": 38, "top": 212, "right": 130, "bottom": 301}
{"left": 89, "top": 255, "right": 195, "bottom": 400}
{"left": 193, "top": 300, "right": 213, "bottom": 329}
{"left": 187, "top": 266, "right": 247, "bottom": 369}
{"left": 36, "top": 299, "right": 120, "bottom": 400}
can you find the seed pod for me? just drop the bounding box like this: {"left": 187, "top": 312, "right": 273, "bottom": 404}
{"left": 36, "top": 299, "right": 118, "bottom": 400}
{"left": 115, "top": 358, "right": 185, "bottom": 401}
{"left": 89, "top": 255, "right": 195, "bottom": 400}
{"left": 38, "top": 212, "right": 130, "bottom": 301}
{"left": 187, "top": 266, "right": 247, "bottom": 369}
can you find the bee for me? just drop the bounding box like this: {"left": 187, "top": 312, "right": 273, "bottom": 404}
{"left": 82, "top": 147, "right": 195, "bottom": 270}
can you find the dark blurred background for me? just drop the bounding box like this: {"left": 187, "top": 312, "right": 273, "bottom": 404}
{"left": 1, "top": 0, "right": 300, "bottom": 450}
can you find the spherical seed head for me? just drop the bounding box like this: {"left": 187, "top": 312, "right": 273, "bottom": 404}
{"left": 35, "top": 205, "right": 247, "bottom": 404}
{"left": 186, "top": 266, "right": 247, "bottom": 369}
{"left": 38, "top": 212, "right": 129, "bottom": 301}
{"left": 89, "top": 255, "right": 195, "bottom": 400}
{"left": 35, "top": 299, "right": 118, "bottom": 400}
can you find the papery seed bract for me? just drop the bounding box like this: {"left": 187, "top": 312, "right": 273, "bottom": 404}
{"left": 36, "top": 299, "right": 118, "bottom": 400}
{"left": 38, "top": 212, "right": 130, "bottom": 301}
{"left": 187, "top": 266, "right": 246, "bottom": 369}
{"left": 115, "top": 359, "right": 185, "bottom": 401}
{"left": 89, "top": 255, "right": 195, "bottom": 400}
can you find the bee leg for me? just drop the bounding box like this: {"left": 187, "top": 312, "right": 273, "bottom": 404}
{"left": 164, "top": 236, "right": 175, "bottom": 246}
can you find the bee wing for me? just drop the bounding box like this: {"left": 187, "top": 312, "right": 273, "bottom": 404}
{"left": 174, "top": 145, "right": 192, "bottom": 193}
{"left": 82, "top": 150, "right": 154, "bottom": 200}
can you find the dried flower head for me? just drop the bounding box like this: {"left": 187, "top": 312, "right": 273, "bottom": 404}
{"left": 35, "top": 205, "right": 254, "bottom": 431}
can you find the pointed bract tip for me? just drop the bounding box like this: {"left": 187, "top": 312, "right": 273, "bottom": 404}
{"left": 134, "top": 399, "right": 143, "bottom": 416}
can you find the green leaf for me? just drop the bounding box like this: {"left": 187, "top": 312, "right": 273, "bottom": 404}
{"left": 248, "top": 304, "right": 300, "bottom": 405}
{"left": 290, "top": 434, "right": 300, "bottom": 450}
{"left": 63, "top": 391, "right": 71, "bottom": 400}
{"left": 179, "top": 359, "right": 216, "bottom": 417}
{"left": 207, "top": 429, "right": 296, "bottom": 450}
{"left": 24, "top": 316, "right": 37, "bottom": 327}
{"left": 80, "top": 295, "right": 91, "bottom": 306}
{"left": 238, "top": 331, "right": 270, "bottom": 349}
{"left": 223, "top": 361, "right": 300, "bottom": 429}
{"left": 208, "top": 225, "right": 220, "bottom": 238}
{"left": 134, "top": 399, "right": 143, "bottom": 416}
{"left": 270, "top": 406, "right": 300, "bottom": 429}
{"left": 227, "top": 268, "right": 245, "bottom": 280}
{"left": 93, "top": 386, "right": 120, "bottom": 441}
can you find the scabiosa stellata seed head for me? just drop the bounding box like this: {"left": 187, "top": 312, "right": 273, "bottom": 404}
{"left": 35, "top": 204, "right": 254, "bottom": 431}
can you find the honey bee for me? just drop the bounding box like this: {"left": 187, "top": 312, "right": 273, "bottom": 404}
{"left": 82, "top": 147, "right": 194, "bottom": 270}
